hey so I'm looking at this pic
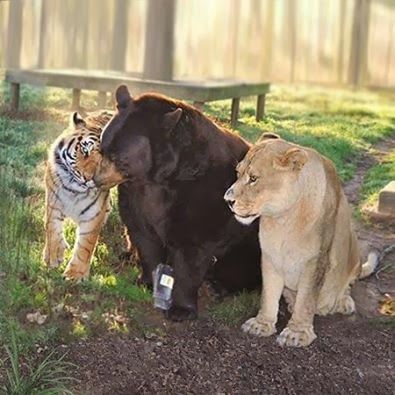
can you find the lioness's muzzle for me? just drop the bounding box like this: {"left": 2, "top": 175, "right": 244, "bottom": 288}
{"left": 224, "top": 187, "right": 236, "bottom": 210}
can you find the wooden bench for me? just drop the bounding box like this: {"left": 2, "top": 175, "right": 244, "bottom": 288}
{"left": 5, "top": 69, "right": 270, "bottom": 127}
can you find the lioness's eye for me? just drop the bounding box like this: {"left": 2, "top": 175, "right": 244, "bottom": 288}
{"left": 249, "top": 175, "right": 258, "bottom": 183}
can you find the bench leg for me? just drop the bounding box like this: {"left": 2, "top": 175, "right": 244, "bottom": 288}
{"left": 231, "top": 98, "right": 240, "bottom": 128}
{"left": 71, "top": 88, "right": 81, "bottom": 111}
{"left": 10, "top": 83, "right": 20, "bottom": 112}
{"left": 193, "top": 101, "right": 205, "bottom": 111}
{"left": 256, "top": 94, "right": 266, "bottom": 121}
{"left": 97, "top": 91, "right": 107, "bottom": 108}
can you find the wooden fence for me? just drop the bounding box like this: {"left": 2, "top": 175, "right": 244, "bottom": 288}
{"left": 0, "top": 0, "right": 394, "bottom": 88}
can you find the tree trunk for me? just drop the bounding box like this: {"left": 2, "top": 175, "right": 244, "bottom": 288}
{"left": 348, "top": 0, "right": 371, "bottom": 86}
{"left": 287, "top": 0, "right": 297, "bottom": 82}
{"left": 6, "top": 0, "right": 23, "bottom": 68}
{"left": 37, "top": 0, "right": 48, "bottom": 68}
{"left": 336, "top": 0, "right": 347, "bottom": 83}
{"left": 111, "top": 0, "right": 129, "bottom": 71}
{"left": 261, "top": 0, "right": 275, "bottom": 80}
{"left": 143, "top": 0, "right": 176, "bottom": 80}
{"left": 228, "top": 0, "right": 241, "bottom": 78}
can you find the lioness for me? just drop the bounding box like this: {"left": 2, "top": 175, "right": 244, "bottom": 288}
{"left": 224, "top": 133, "right": 377, "bottom": 347}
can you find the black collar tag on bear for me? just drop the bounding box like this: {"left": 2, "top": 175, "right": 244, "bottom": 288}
{"left": 153, "top": 264, "right": 174, "bottom": 310}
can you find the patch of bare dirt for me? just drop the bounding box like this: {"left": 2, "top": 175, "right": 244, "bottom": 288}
{"left": 66, "top": 312, "right": 394, "bottom": 395}
{"left": 343, "top": 136, "right": 395, "bottom": 319}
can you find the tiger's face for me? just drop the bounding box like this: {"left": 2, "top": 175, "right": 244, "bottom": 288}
{"left": 75, "top": 138, "right": 102, "bottom": 183}
{"left": 54, "top": 112, "right": 112, "bottom": 188}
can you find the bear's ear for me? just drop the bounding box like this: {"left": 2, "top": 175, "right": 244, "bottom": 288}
{"left": 273, "top": 147, "right": 308, "bottom": 171}
{"left": 115, "top": 85, "right": 132, "bottom": 110}
{"left": 163, "top": 108, "right": 183, "bottom": 132}
{"left": 71, "top": 112, "right": 86, "bottom": 129}
{"left": 257, "top": 131, "right": 280, "bottom": 143}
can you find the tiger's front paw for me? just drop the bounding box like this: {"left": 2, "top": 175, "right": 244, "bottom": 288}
{"left": 43, "top": 239, "right": 68, "bottom": 268}
{"left": 63, "top": 261, "right": 90, "bottom": 281}
{"left": 242, "top": 317, "right": 276, "bottom": 337}
{"left": 276, "top": 324, "right": 317, "bottom": 347}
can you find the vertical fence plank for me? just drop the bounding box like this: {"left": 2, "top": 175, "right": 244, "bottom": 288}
{"left": 6, "top": 0, "right": 23, "bottom": 68}
{"left": 349, "top": 0, "right": 371, "bottom": 86}
{"left": 111, "top": 0, "right": 129, "bottom": 71}
{"left": 143, "top": 0, "right": 176, "bottom": 80}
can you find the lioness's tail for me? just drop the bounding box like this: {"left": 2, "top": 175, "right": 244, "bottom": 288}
{"left": 359, "top": 252, "right": 379, "bottom": 279}
{"left": 359, "top": 245, "right": 395, "bottom": 279}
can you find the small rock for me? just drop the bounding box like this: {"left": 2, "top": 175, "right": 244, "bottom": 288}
{"left": 26, "top": 311, "right": 47, "bottom": 325}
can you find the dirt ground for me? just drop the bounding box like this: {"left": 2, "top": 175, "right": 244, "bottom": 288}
{"left": 67, "top": 309, "right": 393, "bottom": 395}
{"left": 66, "top": 137, "right": 395, "bottom": 394}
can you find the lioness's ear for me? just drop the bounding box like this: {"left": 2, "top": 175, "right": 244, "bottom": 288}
{"left": 273, "top": 147, "right": 308, "bottom": 171}
{"left": 257, "top": 131, "right": 280, "bottom": 143}
{"left": 163, "top": 108, "right": 183, "bottom": 132}
{"left": 71, "top": 112, "right": 86, "bottom": 129}
{"left": 115, "top": 85, "right": 132, "bottom": 109}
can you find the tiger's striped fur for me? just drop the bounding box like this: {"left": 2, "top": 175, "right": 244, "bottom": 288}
{"left": 43, "top": 110, "right": 113, "bottom": 280}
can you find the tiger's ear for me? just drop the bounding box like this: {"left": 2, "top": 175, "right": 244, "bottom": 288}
{"left": 71, "top": 112, "right": 86, "bottom": 129}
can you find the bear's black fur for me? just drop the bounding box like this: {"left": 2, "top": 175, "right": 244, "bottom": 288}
{"left": 100, "top": 85, "right": 261, "bottom": 321}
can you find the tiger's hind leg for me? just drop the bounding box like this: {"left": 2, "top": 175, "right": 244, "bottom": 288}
{"left": 63, "top": 199, "right": 110, "bottom": 281}
{"left": 43, "top": 193, "right": 68, "bottom": 268}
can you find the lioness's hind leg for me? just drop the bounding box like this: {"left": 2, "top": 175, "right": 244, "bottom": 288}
{"left": 283, "top": 288, "right": 296, "bottom": 313}
{"left": 334, "top": 288, "right": 355, "bottom": 315}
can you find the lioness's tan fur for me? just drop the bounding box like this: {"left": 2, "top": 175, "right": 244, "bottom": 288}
{"left": 225, "top": 134, "right": 377, "bottom": 347}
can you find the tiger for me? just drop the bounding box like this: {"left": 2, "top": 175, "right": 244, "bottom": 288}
{"left": 43, "top": 110, "right": 113, "bottom": 280}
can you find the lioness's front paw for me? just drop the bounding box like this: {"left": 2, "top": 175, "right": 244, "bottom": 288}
{"left": 242, "top": 317, "right": 276, "bottom": 337}
{"left": 63, "top": 262, "right": 89, "bottom": 281}
{"left": 276, "top": 325, "right": 317, "bottom": 347}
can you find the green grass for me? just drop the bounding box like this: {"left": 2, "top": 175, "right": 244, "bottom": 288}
{"left": 209, "top": 291, "right": 260, "bottom": 327}
{"left": 0, "top": 83, "right": 152, "bottom": 391}
{"left": 359, "top": 150, "right": 395, "bottom": 210}
{"left": 0, "top": 82, "right": 394, "bottom": 384}
{"left": 1, "top": 321, "right": 76, "bottom": 395}
{"left": 206, "top": 86, "right": 395, "bottom": 181}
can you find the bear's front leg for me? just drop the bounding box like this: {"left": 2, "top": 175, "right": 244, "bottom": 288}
{"left": 165, "top": 247, "right": 211, "bottom": 322}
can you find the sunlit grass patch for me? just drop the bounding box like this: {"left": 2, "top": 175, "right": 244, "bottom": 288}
{"left": 209, "top": 291, "right": 260, "bottom": 327}
{"left": 206, "top": 85, "right": 395, "bottom": 182}
{"left": 359, "top": 150, "right": 395, "bottom": 212}
{"left": 0, "top": 83, "right": 394, "bottom": 357}
{"left": 0, "top": 81, "right": 100, "bottom": 119}
{"left": 72, "top": 320, "right": 89, "bottom": 338}
{"left": 0, "top": 106, "right": 147, "bottom": 354}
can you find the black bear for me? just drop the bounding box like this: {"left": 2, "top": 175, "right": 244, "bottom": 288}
{"left": 94, "top": 85, "right": 261, "bottom": 321}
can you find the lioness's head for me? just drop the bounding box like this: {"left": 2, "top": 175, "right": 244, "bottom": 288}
{"left": 224, "top": 134, "right": 308, "bottom": 225}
